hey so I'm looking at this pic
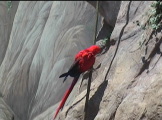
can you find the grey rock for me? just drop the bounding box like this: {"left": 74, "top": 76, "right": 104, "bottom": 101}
{"left": 1, "top": 1, "right": 162, "bottom": 120}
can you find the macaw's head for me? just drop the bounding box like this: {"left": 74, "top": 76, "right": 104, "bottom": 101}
{"left": 88, "top": 45, "right": 101, "bottom": 55}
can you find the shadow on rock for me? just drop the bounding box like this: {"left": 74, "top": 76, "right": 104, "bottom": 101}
{"left": 87, "top": 80, "right": 108, "bottom": 120}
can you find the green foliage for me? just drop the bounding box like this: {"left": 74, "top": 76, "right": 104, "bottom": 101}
{"left": 100, "top": 31, "right": 112, "bottom": 46}
{"left": 7, "top": 1, "right": 12, "bottom": 12}
{"left": 102, "top": 38, "right": 108, "bottom": 45}
{"left": 148, "top": 1, "right": 162, "bottom": 30}
{"left": 132, "top": 1, "right": 162, "bottom": 50}
{"left": 134, "top": 1, "right": 162, "bottom": 31}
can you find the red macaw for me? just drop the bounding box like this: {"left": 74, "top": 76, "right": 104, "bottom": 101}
{"left": 53, "top": 45, "right": 101, "bottom": 119}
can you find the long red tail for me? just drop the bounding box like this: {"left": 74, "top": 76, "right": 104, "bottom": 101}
{"left": 53, "top": 77, "right": 79, "bottom": 120}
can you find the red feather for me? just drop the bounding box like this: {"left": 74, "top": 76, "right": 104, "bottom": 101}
{"left": 53, "top": 77, "right": 79, "bottom": 119}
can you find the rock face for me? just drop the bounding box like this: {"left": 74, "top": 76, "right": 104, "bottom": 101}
{"left": 0, "top": 1, "right": 102, "bottom": 120}
{"left": 87, "top": 1, "right": 121, "bottom": 27}
{"left": 0, "top": 1, "right": 19, "bottom": 65}
{"left": 57, "top": 1, "right": 162, "bottom": 120}
{"left": 0, "top": 96, "right": 15, "bottom": 120}
{"left": 1, "top": 1, "right": 162, "bottom": 120}
{"left": 0, "top": 1, "right": 19, "bottom": 120}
